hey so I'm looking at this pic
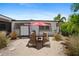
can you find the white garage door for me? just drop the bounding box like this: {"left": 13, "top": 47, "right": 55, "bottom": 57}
{"left": 20, "top": 26, "right": 29, "bottom": 36}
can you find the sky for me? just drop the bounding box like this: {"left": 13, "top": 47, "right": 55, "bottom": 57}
{"left": 0, "top": 3, "right": 72, "bottom": 20}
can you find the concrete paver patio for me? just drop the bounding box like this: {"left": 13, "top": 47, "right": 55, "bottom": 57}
{"left": 0, "top": 37, "right": 66, "bottom": 56}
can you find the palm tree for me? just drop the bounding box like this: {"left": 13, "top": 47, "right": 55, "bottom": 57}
{"left": 54, "top": 14, "right": 66, "bottom": 22}
{"left": 54, "top": 14, "right": 66, "bottom": 33}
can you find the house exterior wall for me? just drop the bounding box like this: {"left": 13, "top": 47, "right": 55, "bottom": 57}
{"left": 0, "top": 21, "right": 11, "bottom": 32}
{"left": 11, "top": 21, "right": 30, "bottom": 36}
{"left": 0, "top": 14, "right": 14, "bottom": 33}
{"left": 12, "top": 20, "right": 59, "bottom": 36}
{"left": 0, "top": 14, "right": 60, "bottom": 36}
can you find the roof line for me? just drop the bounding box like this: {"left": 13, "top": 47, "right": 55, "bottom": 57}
{"left": 12, "top": 20, "right": 61, "bottom": 22}
{"left": 0, "top": 14, "right": 15, "bottom": 20}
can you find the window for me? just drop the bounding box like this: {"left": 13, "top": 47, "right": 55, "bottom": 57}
{"left": 0, "top": 24, "right": 6, "bottom": 31}
{"left": 39, "top": 26, "right": 51, "bottom": 31}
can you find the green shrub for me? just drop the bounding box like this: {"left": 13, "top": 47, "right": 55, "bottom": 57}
{"left": 53, "top": 33, "right": 63, "bottom": 41}
{"left": 64, "top": 35, "right": 79, "bottom": 56}
{"left": 61, "top": 22, "right": 73, "bottom": 36}
{"left": 61, "top": 14, "right": 79, "bottom": 36}
{"left": 0, "top": 31, "right": 10, "bottom": 49}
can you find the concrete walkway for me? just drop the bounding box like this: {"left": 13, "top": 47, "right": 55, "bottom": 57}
{"left": 0, "top": 37, "right": 66, "bottom": 56}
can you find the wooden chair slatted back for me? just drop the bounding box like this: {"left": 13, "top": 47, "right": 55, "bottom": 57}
{"left": 43, "top": 32, "right": 49, "bottom": 43}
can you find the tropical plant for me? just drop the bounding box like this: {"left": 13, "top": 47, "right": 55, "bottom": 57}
{"left": 61, "top": 22, "right": 69, "bottom": 36}
{"left": 54, "top": 14, "right": 66, "bottom": 22}
{"left": 71, "top": 3, "right": 79, "bottom": 12}
{"left": 68, "top": 14, "right": 79, "bottom": 34}
{"left": 61, "top": 13, "right": 79, "bottom": 36}
{"left": 54, "top": 14, "right": 66, "bottom": 33}
{"left": 60, "top": 3, "right": 79, "bottom": 56}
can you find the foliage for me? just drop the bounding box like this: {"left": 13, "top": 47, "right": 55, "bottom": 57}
{"left": 54, "top": 14, "right": 66, "bottom": 33}
{"left": 0, "top": 31, "right": 9, "bottom": 49}
{"left": 61, "top": 14, "right": 79, "bottom": 36}
{"left": 69, "top": 14, "right": 79, "bottom": 24}
{"left": 71, "top": 3, "right": 79, "bottom": 12}
{"left": 10, "top": 31, "right": 17, "bottom": 40}
{"left": 68, "top": 14, "right": 79, "bottom": 34}
{"left": 54, "top": 14, "right": 66, "bottom": 22}
{"left": 61, "top": 22, "right": 70, "bottom": 36}
{"left": 60, "top": 3, "right": 79, "bottom": 36}
{"left": 63, "top": 35, "right": 79, "bottom": 56}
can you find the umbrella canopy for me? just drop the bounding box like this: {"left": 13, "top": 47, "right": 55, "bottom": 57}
{"left": 30, "top": 21, "right": 50, "bottom": 36}
{"left": 31, "top": 21, "right": 49, "bottom": 26}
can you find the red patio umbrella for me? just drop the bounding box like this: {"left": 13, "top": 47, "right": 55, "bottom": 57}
{"left": 31, "top": 21, "right": 49, "bottom": 26}
{"left": 30, "top": 21, "right": 49, "bottom": 36}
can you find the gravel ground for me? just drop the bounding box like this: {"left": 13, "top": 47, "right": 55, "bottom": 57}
{"left": 0, "top": 37, "right": 66, "bottom": 56}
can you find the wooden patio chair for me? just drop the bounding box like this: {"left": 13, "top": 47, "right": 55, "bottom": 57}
{"left": 27, "top": 31, "right": 37, "bottom": 47}
{"left": 42, "top": 32, "right": 49, "bottom": 46}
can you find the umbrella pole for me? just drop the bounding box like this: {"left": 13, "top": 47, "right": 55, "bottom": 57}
{"left": 38, "top": 25, "right": 40, "bottom": 36}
